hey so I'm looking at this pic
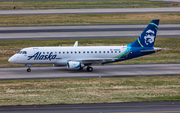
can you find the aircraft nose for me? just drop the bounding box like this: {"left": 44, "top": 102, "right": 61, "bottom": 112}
{"left": 8, "top": 56, "right": 16, "bottom": 63}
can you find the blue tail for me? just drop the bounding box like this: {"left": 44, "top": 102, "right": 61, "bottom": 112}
{"left": 129, "top": 19, "right": 159, "bottom": 48}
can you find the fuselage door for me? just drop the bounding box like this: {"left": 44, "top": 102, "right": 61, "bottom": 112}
{"left": 33, "top": 48, "right": 39, "bottom": 54}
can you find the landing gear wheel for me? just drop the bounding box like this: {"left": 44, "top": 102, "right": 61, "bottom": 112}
{"left": 27, "top": 68, "right": 31, "bottom": 72}
{"left": 87, "top": 67, "right": 93, "bottom": 72}
{"left": 26, "top": 64, "right": 31, "bottom": 72}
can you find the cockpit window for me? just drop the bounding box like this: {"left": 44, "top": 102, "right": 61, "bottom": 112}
{"left": 17, "top": 51, "right": 22, "bottom": 54}
{"left": 17, "top": 51, "right": 27, "bottom": 54}
{"left": 22, "top": 51, "right": 27, "bottom": 54}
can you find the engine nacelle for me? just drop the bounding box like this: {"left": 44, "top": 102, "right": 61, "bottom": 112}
{"left": 67, "top": 61, "right": 82, "bottom": 70}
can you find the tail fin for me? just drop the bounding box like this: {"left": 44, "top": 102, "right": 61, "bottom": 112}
{"left": 129, "top": 19, "right": 159, "bottom": 48}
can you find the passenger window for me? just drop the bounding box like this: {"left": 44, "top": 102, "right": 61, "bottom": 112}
{"left": 95, "top": 51, "right": 97, "bottom": 53}
{"left": 67, "top": 52, "right": 69, "bottom": 54}
{"left": 55, "top": 52, "right": 57, "bottom": 54}
{"left": 79, "top": 51, "right": 81, "bottom": 54}
{"left": 71, "top": 52, "right": 73, "bottom": 54}
{"left": 91, "top": 51, "right": 93, "bottom": 53}
{"left": 47, "top": 52, "right": 49, "bottom": 54}
{"left": 107, "top": 51, "right": 109, "bottom": 53}
{"left": 87, "top": 51, "right": 89, "bottom": 53}
{"left": 111, "top": 51, "right": 113, "bottom": 53}
{"left": 83, "top": 51, "right": 85, "bottom": 53}
{"left": 119, "top": 51, "right": 121, "bottom": 53}
{"left": 115, "top": 51, "right": 117, "bottom": 53}
{"left": 59, "top": 52, "right": 61, "bottom": 54}
{"left": 43, "top": 52, "right": 45, "bottom": 54}
{"left": 75, "top": 52, "right": 77, "bottom": 54}
{"left": 104, "top": 51, "right": 105, "bottom": 53}
{"left": 63, "top": 52, "right": 65, "bottom": 54}
{"left": 99, "top": 51, "right": 101, "bottom": 53}
{"left": 51, "top": 52, "right": 53, "bottom": 54}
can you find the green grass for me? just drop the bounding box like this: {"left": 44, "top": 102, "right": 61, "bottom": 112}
{"left": 0, "top": 1, "right": 169, "bottom": 6}
{"left": 0, "top": 76, "right": 180, "bottom": 106}
{"left": 0, "top": 4, "right": 171, "bottom": 10}
{"left": 0, "top": 1, "right": 170, "bottom": 9}
{"left": 0, "top": 38, "right": 180, "bottom": 67}
{"left": 0, "top": 13, "right": 180, "bottom": 26}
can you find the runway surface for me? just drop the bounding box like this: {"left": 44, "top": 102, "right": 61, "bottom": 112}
{"left": 0, "top": 101, "right": 180, "bottom": 113}
{"left": 0, "top": 63, "right": 180, "bottom": 80}
{"left": 0, "top": 7, "right": 180, "bottom": 15}
{"left": 0, "top": 24, "right": 179, "bottom": 41}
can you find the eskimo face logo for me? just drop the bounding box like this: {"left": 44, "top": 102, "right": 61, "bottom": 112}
{"left": 144, "top": 29, "right": 155, "bottom": 45}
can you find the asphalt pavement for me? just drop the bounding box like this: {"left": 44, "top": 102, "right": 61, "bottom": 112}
{"left": 0, "top": 101, "right": 180, "bottom": 113}
{"left": 1, "top": 63, "right": 180, "bottom": 80}
{"left": 0, "top": 24, "right": 179, "bottom": 41}
{"left": 0, "top": 7, "right": 180, "bottom": 15}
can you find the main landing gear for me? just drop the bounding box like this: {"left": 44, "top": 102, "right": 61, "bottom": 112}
{"left": 26, "top": 64, "right": 31, "bottom": 72}
{"left": 87, "top": 66, "right": 93, "bottom": 72}
{"left": 79, "top": 66, "right": 93, "bottom": 72}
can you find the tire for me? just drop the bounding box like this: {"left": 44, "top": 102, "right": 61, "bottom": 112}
{"left": 87, "top": 67, "right": 93, "bottom": 72}
{"left": 27, "top": 68, "right": 31, "bottom": 72}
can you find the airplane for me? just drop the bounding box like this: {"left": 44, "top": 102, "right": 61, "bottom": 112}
{"left": 8, "top": 19, "right": 164, "bottom": 72}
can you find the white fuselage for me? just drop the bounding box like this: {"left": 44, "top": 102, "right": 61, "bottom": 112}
{"left": 9, "top": 46, "right": 127, "bottom": 66}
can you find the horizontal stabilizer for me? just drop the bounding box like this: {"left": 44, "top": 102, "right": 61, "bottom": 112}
{"left": 140, "top": 48, "right": 167, "bottom": 53}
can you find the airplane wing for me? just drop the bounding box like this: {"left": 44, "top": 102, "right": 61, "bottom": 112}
{"left": 140, "top": 48, "right": 167, "bottom": 53}
{"left": 74, "top": 58, "right": 117, "bottom": 64}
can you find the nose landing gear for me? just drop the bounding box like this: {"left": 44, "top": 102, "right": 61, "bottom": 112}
{"left": 26, "top": 64, "right": 31, "bottom": 72}
{"left": 27, "top": 68, "right": 31, "bottom": 72}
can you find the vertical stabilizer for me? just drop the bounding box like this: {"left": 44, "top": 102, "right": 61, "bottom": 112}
{"left": 129, "top": 19, "right": 159, "bottom": 48}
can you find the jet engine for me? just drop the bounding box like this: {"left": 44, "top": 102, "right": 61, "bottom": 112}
{"left": 67, "top": 61, "right": 83, "bottom": 70}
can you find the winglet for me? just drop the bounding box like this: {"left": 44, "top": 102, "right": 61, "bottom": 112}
{"left": 74, "top": 41, "right": 78, "bottom": 47}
